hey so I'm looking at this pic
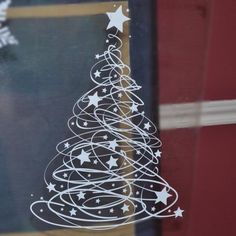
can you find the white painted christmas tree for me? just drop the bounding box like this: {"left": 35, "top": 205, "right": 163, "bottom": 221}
{"left": 30, "top": 5, "right": 183, "bottom": 230}
{"left": 0, "top": 0, "right": 18, "bottom": 48}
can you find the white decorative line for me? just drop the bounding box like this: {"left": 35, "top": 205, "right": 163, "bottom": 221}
{"left": 30, "top": 5, "right": 183, "bottom": 230}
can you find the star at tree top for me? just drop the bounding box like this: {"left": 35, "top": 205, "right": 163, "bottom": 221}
{"left": 106, "top": 6, "right": 130, "bottom": 32}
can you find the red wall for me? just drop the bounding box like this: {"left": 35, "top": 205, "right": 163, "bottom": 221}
{"left": 188, "top": 0, "right": 236, "bottom": 235}
{"left": 158, "top": 0, "right": 236, "bottom": 235}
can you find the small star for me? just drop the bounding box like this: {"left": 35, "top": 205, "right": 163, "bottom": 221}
{"left": 110, "top": 208, "right": 114, "bottom": 213}
{"left": 40, "top": 197, "right": 43, "bottom": 200}
{"left": 77, "top": 149, "right": 91, "bottom": 165}
{"left": 108, "top": 139, "right": 118, "bottom": 150}
{"left": 98, "top": 210, "right": 101, "bottom": 214}
{"left": 144, "top": 122, "right": 151, "bottom": 130}
{"left": 151, "top": 207, "right": 156, "bottom": 212}
{"left": 88, "top": 92, "right": 102, "bottom": 108}
{"left": 71, "top": 122, "right": 75, "bottom": 125}
{"left": 63, "top": 173, "right": 68, "bottom": 178}
{"left": 64, "top": 142, "right": 70, "bottom": 148}
{"left": 150, "top": 184, "right": 154, "bottom": 188}
{"left": 77, "top": 191, "right": 86, "bottom": 200}
{"left": 30, "top": 194, "right": 34, "bottom": 197}
{"left": 114, "top": 74, "right": 118, "bottom": 78}
{"left": 96, "top": 198, "right": 100, "bottom": 204}
{"left": 155, "top": 150, "right": 162, "bottom": 157}
{"left": 103, "top": 135, "right": 108, "bottom": 140}
{"left": 174, "top": 207, "right": 184, "bottom": 218}
{"left": 123, "top": 188, "right": 127, "bottom": 193}
{"left": 136, "top": 191, "right": 140, "bottom": 195}
{"left": 60, "top": 185, "right": 64, "bottom": 188}
{"left": 141, "top": 111, "right": 145, "bottom": 115}
{"left": 112, "top": 183, "right": 115, "bottom": 187}
{"left": 70, "top": 208, "right": 77, "bottom": 216}
{"left": 155, "top": 187, "right": 172, "bottom": 205}
{"left": 106, "top": 39, "right": 109, "bottom": 43}
{"left": 118, "top": 93, "right": 122, "bottom": 98}
{"left": 106, "top": 6, "right": 130, "bottom": 32}
{"left": 47, "top": 183, "right": 56, "bottom": 192}
{"left": 106, "top": 156, "right": 118, "bottom": 169}
{"left": 136, "top": 150, "right": 141, "bottom": 155}
{"left": 126, "top": 8, "right": 130, "bottom": 12}
{"left": 94, "top": 160, "right": 98, "bottom": 165}
{"left": 130, "top": 103, "right": 138, "bottom": 113}
{"left": 83, "top": 121, "right": 88, "bottom": 127}
{"left": 129, "top": 35, "right": 132, "bottom": 38}
{"left": 95, "top": 54, "right": 100, "bottom": 59}
{"left": 88, "top": 174, "right": 91, "bottom": 178}
{"left": 61, "top": 208, "right": 64, "bottom": 211}
{"left": 102, "top": 88, "right": 107, "bottom": 93}
{"left": 135, "top": 174, "right": 138, "bottom": 178}
{"left": 121, "top": 203, "right": 129, "bottom": 213}
{"left": 113, "top": 107, "right": 118, "bottom": 112}
{"left": 94, "top": 70, "right": 101, "bottom": 78}
{"left": 40, "top": 209, "right": 43, "bottom": 213}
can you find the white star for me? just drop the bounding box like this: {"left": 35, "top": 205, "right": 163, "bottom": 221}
{"left": 106, "top": 6, "right": 130, "bottom": 32}
{"left": 144, "top": 122, "right": 151, "bottom": 130}
{"left": 106, "top": 39, "right": 109, "bottom": 43}
{"left": 155, "top": 187, "right": 172, "bottom": 205}
{"left": 77, "top": 191, "right": 86, "bottom": 200}
{"left": 63, "top": 173, "right": 68, "bottom": 178}
{"left": 103, "top": 135, "right": 108, "bottom": 140}
{"left": 83, "top": 121, "right": 88, "bottom": 127}
{"left": 151, "top": 206, "right": 156, "bottom": 212}
{"left": 130, "top": 103, "right": 138, "bottom": 113}
{"left": 60, "top": 185, "right": 64, "bottom": 188}
{"left": 123, "top": 188, "right": 127, "bottom": 193}
{"left": 88, "top": 92, "right": 102, "bottom": 108}
{"left": 102, "top": 88, "right": 107, "bottom": 93}
{"left": 96, "top": 198, "right": 100, "bottom": 204}
{"left": 107, "top": 156, "right": 118, "bottom": 169}
{"left": 46, "top": 183, "right": 55, "bottom": 192}
{"left": 110, "top": 208, "right": 114, "bottom": 213}
{"left": 94, "top": 70, "right": 101, "bottom": 78}
{"left": 64, "top": 142, "right": 70, "bottom": 148}
{"left": 113, "top": 107, "right": 118, "bottom": 112}
{"left": 118, "top": 93, "right": 122, "bottom": 98}
{"left": 108, "top": 139, "right": 118, "bottom": 150}
{"left": 76, "top": 149, "right": 91, "bottom": 165}
{"left": 121, "top": 203, "right": 129, "bottom": 213}
{"left": 136, "top": 150, "right": 141, "bottom": 155}
{"left": 155, "top": 150, "right": 162, "bottom": 157}
{"left": 136, "top": 191, "right": 140, "bottom": 195}
{"left": 95, "top": 54, "right": 99, "bottom": 59}
{"left": 69, "top": 208, "right": 77, "bottom": 216}
{"left": 174, "top": 207, "right": 184, "bottom": 218}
